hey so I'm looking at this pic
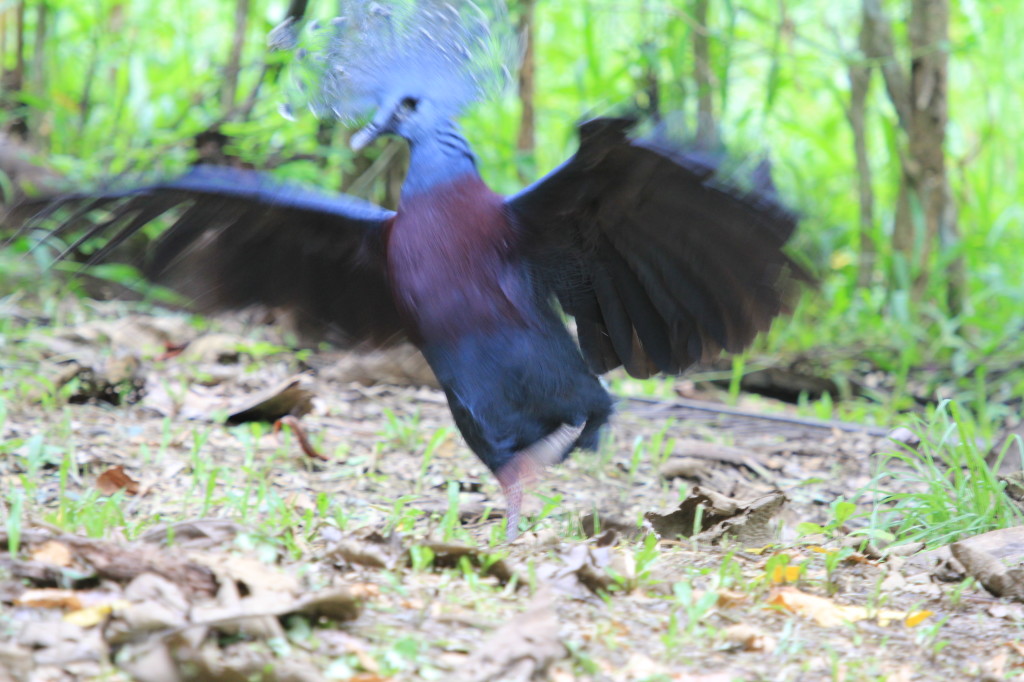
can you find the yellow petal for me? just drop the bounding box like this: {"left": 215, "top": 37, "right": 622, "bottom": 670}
{"left": 63, "top": 600, "right": 131, "bottom": 627}
{"left": 905, "top": 610, "right": 934, "bottom": 627}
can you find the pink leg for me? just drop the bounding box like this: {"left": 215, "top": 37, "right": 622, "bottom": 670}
{"left": 495, "top": 422, "right": 585, "bottom": 541}
{"left": 500, "top": 475, "right": 525, "bottom": 541}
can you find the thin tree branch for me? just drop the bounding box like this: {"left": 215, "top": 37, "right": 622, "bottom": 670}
{"left": 222, "top": 0, "right": 250, "bottom": 113}
{"left": 860, "top": 0, "right": 910, "bottom": 129}
{"left": 692, "top": 0, "right": 716, "bottom": 148}
{"left": 515, "top": 0, "right": 536, "bottom": 183}
{"left": 847, "top": 17, "right": 876, "bottom": 287}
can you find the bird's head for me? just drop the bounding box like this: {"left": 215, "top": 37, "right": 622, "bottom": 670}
{"left": 280, "top": 0, "right": 518, "bottom": 148}
{"left": 350, "top": 94, "right": 439, "bottom": 150}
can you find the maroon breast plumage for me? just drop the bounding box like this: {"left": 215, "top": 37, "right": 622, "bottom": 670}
{"left": 386, "top": 173, "right": 529, "bottom": 342}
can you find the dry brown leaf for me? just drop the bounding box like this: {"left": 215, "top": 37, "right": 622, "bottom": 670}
{"left": 619, "top": 652, "right": 669, "bottom": 678}
{"left": 349, "top": 583, "right": 381, "bottom": 599}
{"left": 227, "top": 375, "right": 315, "bottom": 424}
{"left": 179, "top": 332, "right": 248, "bottom": 364}
{"left": 30, "top": 540, "right": 73, "bottom": 567}
{"left": 767, "top": 587, "right": 908, "bottom": 627}
{"left": 659, "top": 456, "right": 711, "bottom": 480}
{"left": 716, "top": 588, "right": 750, "bottom": 608}
{"left": 105, "top": 573, "right": 191, "bottom": 644}
{"left": 988, "top": 603, "right": 1024, "bottom": 620}
{"left": 981, "top": 651, "right": 1009, "bottom": 679}
{"left": 140, "top": 518, "right": 242, "bottom": 549}
{"left": 294, "top": 586, "right": 366, "bottom": 621}
{"left": 537, "top": 544, "right": 614, "bottom": 598}
{"left": 130, "top": 639, "right": 325, "bottom": 682}
{"left": 15, "top": 620, "right": 106, "bottom": 670}
{"left": 722, "top": 623, "right": 776, "bottom": 652}
{"left": 65, "top": 536, "right": 217, "bottom": 596}
{"left": 195, "top": 553, "right": 301, "bottom": 596}
{"left": 190, "top": 589, "right": 291, "bottom": 640}
{"left": 64, "top": 599, "right": 131, "bottom": 627}
{"left": 96, "top": 466, "right": 140, "bottom": 496}
{"left": 676, "top": 673, "right": 743, "bottom": 682}
{"left": 420, "top": 540, "right": 518, "bottom": 584}
{"left": 671, "top": 438, "right": 761, "bottom": 467}
{"left": 15, "top": 587, "right": 83, "bottom": 610}
{"left": 645, "top": 487, "right": 786, "bottom": 546}
{"left": 882, "top": 664, "right": 915, "bottom": 682}
{"left": 331, "top": 531, "right": 406, "bottom": 570}
{"left": 844, "top": 552, "right": 880, "bottom": 566}
{"left": 579, "top": 512, "right": 642, "bottom": 541}
{"left": 319, "top": 344, "right": 437, "bottom": 388}
{"left": 459, "top": 590, "right": 566, "bottom": 682}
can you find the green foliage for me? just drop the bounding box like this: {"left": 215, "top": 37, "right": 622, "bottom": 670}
{"left": 860, "top": 400, "right": 1023, "bottom": 548}
{"left": 797, "top": 498, "right": 857, "bottom": 538}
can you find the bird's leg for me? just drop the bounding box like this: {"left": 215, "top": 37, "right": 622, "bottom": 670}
{"left": 497, "top": 469, "right": 526, "bottom": 543}
{"left": 496, "top": 421, "right": 586, "bottom": 541}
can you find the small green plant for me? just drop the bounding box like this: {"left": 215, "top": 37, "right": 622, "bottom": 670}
{"left": 647, "top": 420, "right": 677, "bottom": 470}
{"left": 627, "top": 435, "right": 645, "bottom": 484}
{"left": 379, "top": 408, "right": 424, "bottom": 451}
{"left": 524, "top": 492, "right": 564, "bottom": 536}
{"left": 946, "top": 577, "right": 976, "bottom": 609}
{"left": 796, "top": 497, "right": 857, "bottom": 537}
{"left": 4, "top": 488, "right": 25, "bottom": 557}
{"left": 415, "top": 427, "right": 452, "bottom": 493}
{"left": 384, "top": 494, "right": 425, "bottom": 534}
{"left": 914, "top": 615, "right": 951, "bottom": 656}
{"left": 860, "top": 400, "right": 1022, "bottom": 548}
{"left": 409, "top": 544, "right": 436, "bottom": 571}
{"left": 438, "top": 480, "right": 463, "bottom": 540}
{"left": 728, "top": 352, "right": 747, "bottom": 405}
{"left": 661, "top": 580, "right": 719, "bottom": 651}
{"left": 822, "top": 547, "right": 856, "bottom": 595}
{"left": 633, "top": 532, "right": 660, "bottom": 586}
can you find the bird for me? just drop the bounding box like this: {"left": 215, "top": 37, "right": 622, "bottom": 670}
{"left": 7, "top": 0, "right": 806, "bottom": 539}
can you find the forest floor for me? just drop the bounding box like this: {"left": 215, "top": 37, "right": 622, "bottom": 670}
{"left": 1, "top": 298, "right": 1022, "bottom": 682}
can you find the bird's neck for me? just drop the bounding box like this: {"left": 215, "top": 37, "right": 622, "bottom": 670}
{"left": 401, "top": 122, "right": 480, "bottom": 200}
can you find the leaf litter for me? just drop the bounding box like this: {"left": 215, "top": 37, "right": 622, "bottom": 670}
{"left": 2, "top": 301, "right": 1024, "bottom": 680}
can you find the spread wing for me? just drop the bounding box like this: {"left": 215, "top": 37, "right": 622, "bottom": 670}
{"left": 12, "top": 166, "right": 405, "bottom": 347}
{"left": 506, "top": 117, "right": 806, "bottom": 378}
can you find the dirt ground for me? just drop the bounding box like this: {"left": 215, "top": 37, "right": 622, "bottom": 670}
{"left": 1, "top": 300, "right": 1023, "bottom": 681}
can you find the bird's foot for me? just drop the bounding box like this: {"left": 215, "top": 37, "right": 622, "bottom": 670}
{"left": 496, "top": 421, "right": 586, "bottom": 541}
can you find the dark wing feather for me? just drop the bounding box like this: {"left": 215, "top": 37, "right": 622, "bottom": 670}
{"left": 16, "top": 166, "right": 405, "bottom": 347}
{"left": 506, "top": 117, "right": 806, "bottom": 378}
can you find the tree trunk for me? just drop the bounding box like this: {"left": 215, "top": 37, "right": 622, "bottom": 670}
{"left": 907, "top": 0, "right": 963, "bottom": 311}
{"left": 515, "top": 0, "right": 536, "bottom": 183}
{"left": 858, "top": 0, "right": 964, "bottom": 313}
{"left": 692, "top": 0, "right": 716, "bottom": 148}
{"left": 223, "top": 0, "right": 250, "bottom": 113}
{"left": 1, "top": 0, "right": 27, "bottom": 139}
{"left": 848, "top": 11, "right": 876, "bottom": 287}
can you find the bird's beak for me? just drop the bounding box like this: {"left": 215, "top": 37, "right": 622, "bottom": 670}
{"left": 350, "top": 107, "right": 394, "bottom": 151}
{"left": 350, "top": 121, "right": 381, "bottom": 151}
